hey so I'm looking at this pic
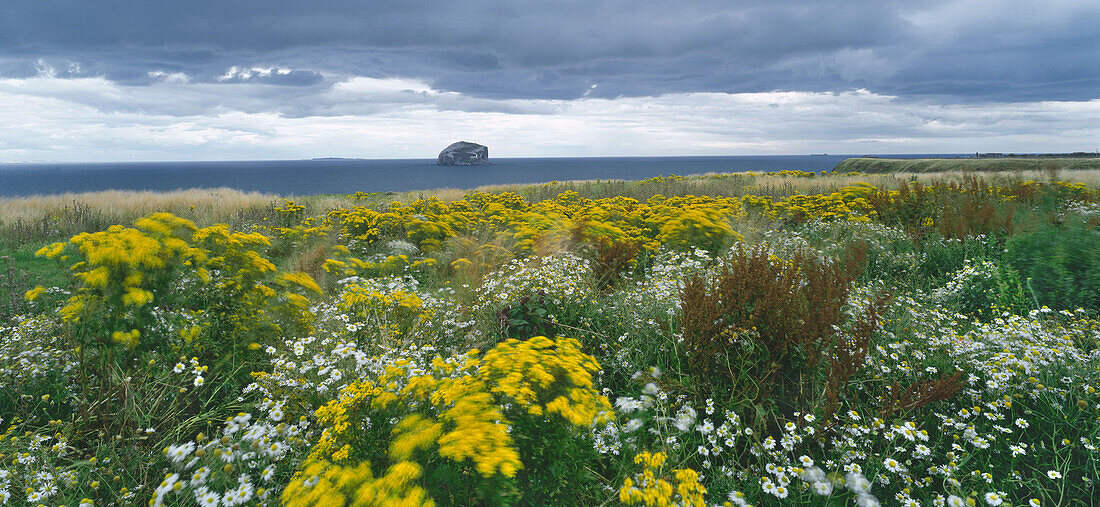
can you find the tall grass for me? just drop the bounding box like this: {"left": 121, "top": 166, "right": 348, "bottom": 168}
{"left": 0, "top": 188, "right": 277, "bottom": 223}
{"left": 0, "top": 188, "right": 361, "bottom": 244}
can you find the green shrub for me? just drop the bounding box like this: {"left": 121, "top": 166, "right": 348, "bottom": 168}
{"left": 916, "top": 234, "right": 997, "bottom": 287}
{"left": 497, "top": 291, "right": 558, "bottom": 340}
{"left": 1008, "top": 222, "right": 1100, "bottom": 311}
{"left": 769, "top": 220, "right": 924, "bottom": 288}
{"left": 930, "top": 258, "right": 1030, "bottom": 318}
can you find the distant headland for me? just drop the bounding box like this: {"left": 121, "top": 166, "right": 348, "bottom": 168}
{"left": 834, "top": 156, "right": 1100, "bottom": 173}
{"left": 975, "top": 152, "right": 1099, "bottom": 159}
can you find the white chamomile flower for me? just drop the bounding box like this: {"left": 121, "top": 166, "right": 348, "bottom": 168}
{"left": 762, "top": 480, "right": 777, "bottom": 495}
{"left": 197, "top": 490, "right": 220, "bottom": 506}
{"left": 167, "top": 442, "right": 195, "bottom": 463}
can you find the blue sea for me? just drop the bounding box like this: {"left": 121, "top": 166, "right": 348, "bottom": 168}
{"left": 0, "top": 154, "right": 966, "bottom": 197}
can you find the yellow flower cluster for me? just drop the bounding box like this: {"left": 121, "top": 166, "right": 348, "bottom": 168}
{"left": 478, "top": 336, "right": 611, "bottom": 425}
{"left": 326, "top": 205, "right": 405, "bottom": 245}
{"left": 337, "top": 284, "right": 430, "bottom": 343}
{"left": 323, "top": 245, "right": 435, "bottom": 279}
{"left": 641, "top": 175, "right": 687, "bottom": 184}
{"left": 326, "top": 192, "right": 746, "bottom": 262}
{"left": 274, "top": 200, "right": 307, "bottom": 220}
{"left": 191, "top": 223, "right": 275, "bottom": 288}
{"left": 326, "top": 181, "right": 1014, "bottom": 268}
{"left": 111, "top": 328, "right": 140, "bottom": 349}
{"left": 641, "top": 169, "right": 819, "bottom": 182}
{"left": 404, "top": 215, "right": 455, "bottom": 252}
{"left": 654, "top": 206, "right": 740, "bottom": 253}
{"left": 618, "top": 451, "right": 707, "bottom": 507}
{"left": 38, "top": 213, "right": 202, "bottom": 327}
{"left": 340, "top": 286, "right": 423, "bottom": 312}
{"left": 277, "top": 271, "right": 324, "bottom": 297}
{"left": 23, "top": 285, "right": 46, "bottom": 301}
{"left": 293, "top": 336, "right": 611, "bottom": 504}
{"left": 1052, "top": 180, "right": 1098, "bottom": 200}
{"left": 742, "top": 183, "right": 878, "bottom": 223}
{"left": 270, "top": 217, "right": 332, "bottom": 245}
{"left": 775, "top": 170, "right": 819, "bottom": 177}
{"left": 38, "top": 212, "right": 322, "bottom": 353}
{"left": 282, "top": 458, "right": 434, "bottom": 507}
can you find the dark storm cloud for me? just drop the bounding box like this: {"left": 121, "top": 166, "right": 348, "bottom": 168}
{"left": 1, "top": 0, "right": 1097, "bottom": 102}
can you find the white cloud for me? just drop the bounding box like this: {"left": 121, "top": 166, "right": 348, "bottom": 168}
{"left": 147, "top": 71, "right": 190, "bottom": 84}
{"left": 333, "top": 76, "right": 436, "bottom": 95}
{"left": 218, "top": 66, "right": 293, "bottom": 81}
{"left": 33, "top": 59, "right": 58, "bottom": 78}
{"left": 0, "top": 76, "right": 1096, "bottom": 162}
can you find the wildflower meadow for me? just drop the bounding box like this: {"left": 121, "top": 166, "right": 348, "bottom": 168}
{"left": 1, "top": 170, "right": 1098, "bottom": 506}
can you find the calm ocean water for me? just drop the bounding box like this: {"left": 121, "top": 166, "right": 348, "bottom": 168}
{"left": 0, "top": 155, "right": 965, "bottom": 197}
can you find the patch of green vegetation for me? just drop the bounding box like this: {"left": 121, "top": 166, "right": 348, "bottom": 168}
{"left": 1008, "top": 220, "right": 1100, "bottom": 311}
{"left": 834, "top": 156, "right": 1100, "bottom": 173}
{"left": 0, "top": 242, "right": 69, "bottom": 320}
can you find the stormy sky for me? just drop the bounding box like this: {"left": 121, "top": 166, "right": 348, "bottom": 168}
{"left": 1, "top": 0, "right": 1097, "bottom": 161}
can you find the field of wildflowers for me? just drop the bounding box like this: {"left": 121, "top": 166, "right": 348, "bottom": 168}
{"left": 1, "top": 170, "right": 1099, "bottom": 506}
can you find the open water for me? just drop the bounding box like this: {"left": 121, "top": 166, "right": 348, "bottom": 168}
{"left": 0, "top": 154, "right": 966, "bottom": 197}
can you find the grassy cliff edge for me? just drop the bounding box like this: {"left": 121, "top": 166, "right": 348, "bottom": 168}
{"left": 834, "top": 156, "right": 1100, "bottom": 173}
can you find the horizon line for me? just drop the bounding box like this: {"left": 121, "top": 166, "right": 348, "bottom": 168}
{"left": 0, "top": 152, "right": 995, "bottom": 165}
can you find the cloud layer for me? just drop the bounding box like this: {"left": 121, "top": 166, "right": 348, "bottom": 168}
{"left": 0, "top": 1, "right": 1097, "bottom": 161}
{"left": 4, "top": 0, "right": 1098, "bottom": 101}
{"left": 1, "top": 75, "right": 1096, "bottom": 162}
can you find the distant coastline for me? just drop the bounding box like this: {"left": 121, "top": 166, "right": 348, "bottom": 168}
{"left": 1, "top": 155, "right": 859, "bottom": 197}
{"left": 975, "top": 152, "right": 1099, "bottom": 159}
{"left": 11, "top": 153, "right": 1098, "bottom": 197}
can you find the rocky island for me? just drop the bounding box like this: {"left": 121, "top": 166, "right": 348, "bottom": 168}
{"left": 437, "top": 141, "right": 489, "bottom": 166}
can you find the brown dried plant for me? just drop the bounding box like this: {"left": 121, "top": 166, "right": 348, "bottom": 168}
{"left": 878, "top": 371, "right": 965, "bottom": 419}
{"left": 587, "top": 238, "right": 643, "bottom": 290}
{"left": 870, "top": 176, "right": 1022, "bottom": 239}
{"left": 680, "top": 242, "right": 865, "bottom": 404}
{"left": 294, "top": 243, "right": 332, "bottom": 283}
{"left": 822, "top": 291, "right": 891, "bottom": 420}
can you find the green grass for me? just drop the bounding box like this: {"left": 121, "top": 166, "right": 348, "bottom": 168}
{"left": 0, "top": 242, "right": 69, "bottom": 320}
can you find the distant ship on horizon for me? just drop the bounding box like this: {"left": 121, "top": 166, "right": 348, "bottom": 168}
{"left": 810, "top": 153, "right": 828, "bottom": 156}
